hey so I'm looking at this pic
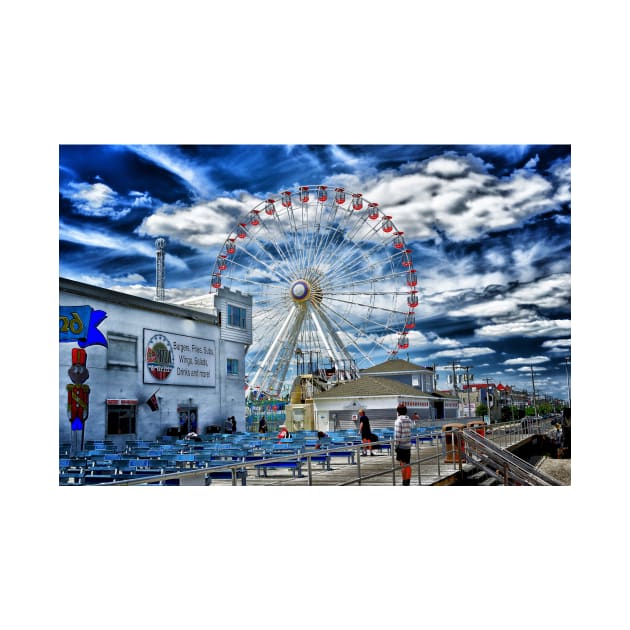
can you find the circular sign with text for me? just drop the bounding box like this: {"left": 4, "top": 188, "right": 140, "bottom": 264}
{"left": 145, "top": 334, "right": 174, "bottom": 381}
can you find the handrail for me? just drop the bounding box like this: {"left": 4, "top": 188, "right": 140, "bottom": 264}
{"left": 459, "top": 425, "right": 562, "bottom": 485}
{"left": 99, "top": 436, "right": 446, "bottom": 486}
{"left": 73, "top": 417, "right": 563, "bottom": 486}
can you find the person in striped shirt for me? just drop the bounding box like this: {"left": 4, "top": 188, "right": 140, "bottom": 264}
{"left": 394, "top": 404, "right": 413, "bottom": 486}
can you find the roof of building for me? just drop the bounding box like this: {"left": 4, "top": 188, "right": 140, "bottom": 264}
{"left": 360, "top": 358, "right": 434, "bottom": 374}
{"left": 60, "top": 277, "right": 219, "bottom": 325}
{"left": 313, "top": 375, "right": 452, "bottom": 400}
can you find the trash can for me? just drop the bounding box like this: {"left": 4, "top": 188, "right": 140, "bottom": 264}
{"left": 442, "top": 423, "right": 465, "bottom": 463}
{"left": 466, "top": 420, "right": 486, "bottom": 438}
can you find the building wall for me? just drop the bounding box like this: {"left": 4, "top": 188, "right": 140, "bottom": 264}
{"left": 312, "top": 394, "right": 457, "bottom": 431}
{"left": 313, "top": 396, "right": 401, "bottom": 431}
{"left": 59, "top": 280, "right": 251, "bottom": 445}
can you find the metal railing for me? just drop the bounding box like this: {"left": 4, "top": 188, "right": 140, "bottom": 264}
{"left": 460, "top": 427, "right": 562, "bottom": 485}
{"left": 96, "top": 435, "right": 447, "bottom": 486}
{"left": 74, "top": 417, "right": 562, "bottom": 486}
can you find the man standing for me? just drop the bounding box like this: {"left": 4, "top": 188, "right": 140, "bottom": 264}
{"left": 394, "top": 404, "right": 413, "bottom": 485}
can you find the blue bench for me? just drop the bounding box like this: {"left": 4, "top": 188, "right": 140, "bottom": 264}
{"left": 83, "top": 472, "right": 117, "bottom": 484}
{"left": 327, "top": 444, "right": 356, "bottom": 464}
{"left": 302, "top": 450, "right": 332, "bottom": 470}
{"left": 255, "top": 457, "right": 303, "bottom": 478}
{"left": 205, "top": 468, "right": 248, "bottom": 485}
{"left": 59, "top": 470, "right": 85, "bottom": 485}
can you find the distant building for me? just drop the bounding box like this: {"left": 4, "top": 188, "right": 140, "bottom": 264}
{"left": 454, "top": 382, "right": 522, "bottom": 422}
{"left": 360, "top": 359, "right": 436, "bottom": 391}
{"left": 299, "top": 359, "right": 459, "bottom": 432}
{"left": 59, "top": 277, "right": 252, "bottom": 447}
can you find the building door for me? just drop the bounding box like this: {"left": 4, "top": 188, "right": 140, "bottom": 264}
{"left": 178, "top": 406, "right": 198, "bottom": 435}
{"left": 434, "top": 400, "right": 444, "bottom": 420}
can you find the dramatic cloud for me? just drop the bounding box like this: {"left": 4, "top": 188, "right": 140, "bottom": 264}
{"left": 476, "top": 319, "right": 571, "bottom": 338}
{"left": 64, "top": 181, "right": 129, "bottom": 219}
{"left": 137, "top": 194, "right": 258, "bottom": 250}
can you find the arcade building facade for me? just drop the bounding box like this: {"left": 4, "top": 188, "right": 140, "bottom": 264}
{"left": 59, "top": 278, "right": 252, "bottom": 447}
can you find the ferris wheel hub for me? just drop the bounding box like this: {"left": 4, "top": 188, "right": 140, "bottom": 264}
{"left": 290, "top": 279, "right": 311, "bottom": 303}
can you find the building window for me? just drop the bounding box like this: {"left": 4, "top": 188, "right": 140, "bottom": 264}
{"left": 106, "top": 404, "right": 137, "bottom": 435}
{"left": 227, "top": 304, "right": 247, "bottom": 329}
{"left": 107, "top": 333, "right": 137, "bottom": 368}
{"left": 227, "top": 358, "right": 239, "bottom": 375}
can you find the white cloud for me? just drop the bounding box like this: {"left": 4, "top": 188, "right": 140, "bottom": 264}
{"left": 431, "top": 346, "right": 496, "bottom": 359}
{"left": 65, "top": 181, "right": 129, "bottom": 218}
{"left": 516, "top": 365, "right": 548, "bottom": 373}
{"left": 511, "top": 273, "right": 570, "bottom": 308}
{"left": 425, "top": 156, "right": 470, "bottom": 177}
{"left": 524, "top": 154, "right": 540, "bottom": 170}
{"left": 137, "top": 194, "right": 258, "bottom": 251}
{"left": 476, "top": 319, "right": 571, "bottom": 338}
{"left": 450, "top": 297, "right": 521, "bottom": 319}
{"left": 541, "top": 339, "right": 571, "bottom": 352}
{"left": 503, "top": 355, "right": 550, "bottom": 366}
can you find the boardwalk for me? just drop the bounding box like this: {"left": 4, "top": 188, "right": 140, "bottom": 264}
{"left": 204, "top": 442, "right": 465, "bottom": 487}
{"left": 199, "top": 428, "right": 554, "bottom": 486}
{"left": 71, "top": 424, "right": 560, "bottom": 486}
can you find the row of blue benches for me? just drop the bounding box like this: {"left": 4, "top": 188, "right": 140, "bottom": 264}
{"left": 60, "top": 430, "right": 444, "bottom": 485}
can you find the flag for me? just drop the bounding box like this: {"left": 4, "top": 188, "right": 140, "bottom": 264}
{"left": 146, "top": 391, "right": 159, "bottom": 411}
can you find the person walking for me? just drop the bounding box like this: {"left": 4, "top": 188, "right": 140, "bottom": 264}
{"left": 394, "top": 403, "right": 413, "bottom": 485}
{"left": 358, "top": 408, "right": 374, "bottom": 456}
{"left": 258, "top": 416, "right": 268, "bottom": 433}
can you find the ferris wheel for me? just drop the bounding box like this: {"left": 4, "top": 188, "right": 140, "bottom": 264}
{"left": 210, "top": 185, "right": 419, "bottom": 399}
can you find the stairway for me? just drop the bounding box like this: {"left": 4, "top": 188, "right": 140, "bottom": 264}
{"left": 462, "top": 468, "right": 502, "bottom": 486}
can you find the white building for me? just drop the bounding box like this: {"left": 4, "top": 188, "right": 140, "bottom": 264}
{"left": 59, "top": 278, "right": 251, "bottom": 447}
{"left": 309, "top": 360, "right": 460, "bottom": 432}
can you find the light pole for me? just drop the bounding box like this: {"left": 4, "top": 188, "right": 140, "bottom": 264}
{"left": 481, "top": 377, "right": 494, "bottom": 423}
{"left": 442, "top": 362, "right": 472, "bottom": 417}
{"left": 460, "top": 365, "right": 473, "bottom": 417}
{"left": 563, "top": 356, "right": 571, "bottom": 407}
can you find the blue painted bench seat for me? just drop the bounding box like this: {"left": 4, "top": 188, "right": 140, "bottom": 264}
{"left": 302, "top": 451, "right": 332, "bottom": 470}
{"left": 256, "top": 459, "right": 303, "bottom": 478}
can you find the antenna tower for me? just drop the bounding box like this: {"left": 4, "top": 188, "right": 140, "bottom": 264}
{"left": 155, "top": 237, "right": 166, "bottom": 301}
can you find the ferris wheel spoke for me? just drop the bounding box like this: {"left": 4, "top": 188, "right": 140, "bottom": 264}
{"left": 322, "top": 238, "right": 392, "bottom": 285}
{"left": 324, "top": 263, "right": 396, "bottom": 293}
{"left": 305, "top": 200, "right": 336, "bottom": 269}
{"left": 232, "top": 228, "right": 298, "bottom": 284}
{"left": 311, "top": 306, "right": 374, "bottom": 367}
{"left": 324, "top": 293, "right": 407, "bottom": 317}
{"left": 249, "top": 305, "right": 305, "bottom": 395}
{"left": 257, "top": 212, "right": 303, "bottom": 277}
{"left": 322, "top": 273, "right": 408, "bottom": 301}
{"left": 314, "top": 300, "right": 395, "bottom": 364}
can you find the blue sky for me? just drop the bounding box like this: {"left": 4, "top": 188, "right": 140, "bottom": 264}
{"left": 59, "top": 144, "right": 571, "bottom": 401}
